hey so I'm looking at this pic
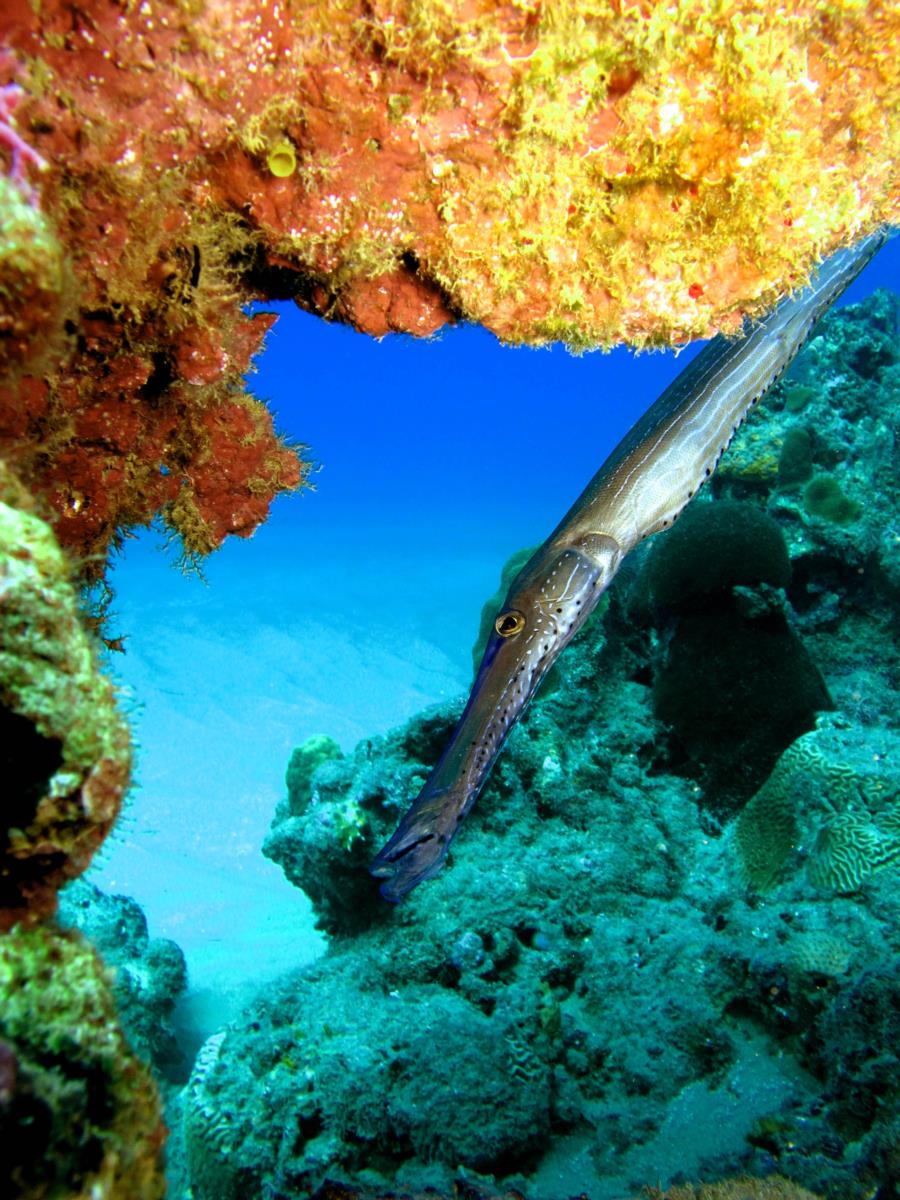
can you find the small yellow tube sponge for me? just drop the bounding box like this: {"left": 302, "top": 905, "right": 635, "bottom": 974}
{"left": 266, "top": 139, "right": 297, "bottom": 178}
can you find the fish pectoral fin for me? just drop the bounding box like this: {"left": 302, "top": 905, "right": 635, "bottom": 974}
{"left": 370, "top": 785, "right": 462, "bottom": 901}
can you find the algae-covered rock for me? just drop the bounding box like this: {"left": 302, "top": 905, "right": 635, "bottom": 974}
{"left": 184, "top": 964, "right": 552, "bottom": 1198}
{"left": 286, "top": 734, "right": 345, "bottom": 816}
{"left": 644, "top": 500, "right": 792, "bottom": 608}
{"left": 0, "top": 923, "right": 166, "bottom": 1199}
{"left": 0, "top": 463, "right": 131, "bottom": 929}
{"left": 58, "top": 879, "right": 188, "bottom": 1080}
{"left": 714, "top": 290, "right": 900, "bottom": 595}
{"left": 206, "top": 289, "right": 900, "bottom": 1200}
{"left": 0, "top": 175, "right": 66, "bottom": 381}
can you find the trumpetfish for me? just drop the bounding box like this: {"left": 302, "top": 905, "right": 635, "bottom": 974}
{"left": 371, "top": 229, "right": 888, "bottom": 901}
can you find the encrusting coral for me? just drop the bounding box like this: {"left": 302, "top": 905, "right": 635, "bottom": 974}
{"left": 0, "top": 461, "right": 130, "bottom": 931}
{"left": 1, "top": 0, "right": 899, "bottom": 568}
{"left": 0, "top": 922, "right": 166, "bottom": 1200}
{"left": 734, "top": 724, "right": 900, "bottom": 894}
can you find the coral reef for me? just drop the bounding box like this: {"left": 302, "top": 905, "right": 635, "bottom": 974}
{"left": 0, "top": 10, "right": 306, "bottom": 573}
{"left": 642, "top": 501, "right": 830, "bottom": 812}
{"left": 58, "top": 879, "right": 189, "bottom": 1082}
{"left": 177, "top": 290, "right": 900, "bottom": 1200}
{"left": 734, "top": 725, "right": 900, "bottom": 894}
{"left": 650, "top": 1183, "right": 824, "bottom": 1200}
{"left": 0, "top": 922, "right": 166, "bottom": 1199}
{"left": 0, "top": 460, "right": 130, "bottom": 930}
{"left": 1, "top": 0, "right": 899, "bottom": 564}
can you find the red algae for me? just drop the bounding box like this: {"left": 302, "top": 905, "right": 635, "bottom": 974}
{"left": 0, "top": 0, "right": 898, "bottom": 566}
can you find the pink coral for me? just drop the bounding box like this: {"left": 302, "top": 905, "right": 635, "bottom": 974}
{"left": 0, "top": 49, "right": 45, "bottom": 199}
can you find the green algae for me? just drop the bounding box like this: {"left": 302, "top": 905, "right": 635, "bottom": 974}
{"left": 0, "top": 174, "right": 67, "bottom": 380}
{"left": 802, "top": 473, "right": 861, "bottom": 525}
{"left": 0, "top": 462, "right": 130, "bottom": 928}
{"left": 286, "top": 734, "right": 344, "bottom": 816}
{"left": 0, "top": 923, "right": 166, "bottom": 1199}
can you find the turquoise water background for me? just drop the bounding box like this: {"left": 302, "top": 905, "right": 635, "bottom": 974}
{"left": 88, "top": 238, "right": 900, "bottom": 1031}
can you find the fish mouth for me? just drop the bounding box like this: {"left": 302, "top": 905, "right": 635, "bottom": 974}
{"left": 370, "top": 783, "right": 461, "bottom": 901}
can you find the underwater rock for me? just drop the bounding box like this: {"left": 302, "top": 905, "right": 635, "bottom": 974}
{"left": 243, "top": 289, "right": 900, "bottom": 1200}
{"left": 58, "top": 879, "right": 189, "bottom": 1082}
{"left": 184, "top": 960, "right": 553, "bottom": 1198}
{"left": 1, "top": 2, "right": 898, "bottom": 569}
{"left": 0, "top": 173, "right": 65, "bottom": 380}
{"left": 714, "top": 290, "right": 900, "bottom": 569}
{"left": 5, "top": 0, "right": 896, "bottom": 352}
{"left": 0, "top": 462, "right": 131, "bottom": 930}
{"left": 226, "top": 643, "right": 900, "bottom": 1200}
{"left": 0, "top": 28, "right": 306, "bottom": 573}
{"left": 642, "top": 501, "right": 829, "bottom": 813}
{"left": 712, "top": 289, "right": 900, "bottom": 722}
{"left": 286, "top": 735, "right": 346, "bottom": 817}
{"left": 0, "top": 922, "right": 166, "bottom": 1199}
{"left": 231, "top": 588, "right": 841, "bottom": 1196}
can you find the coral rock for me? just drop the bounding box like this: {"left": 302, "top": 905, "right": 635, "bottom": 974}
{"left": 0, "top": 923, "right": 167, "bottom": 1200}
{"left": 1, "top": 0, "right": 899, "bottom": 566}
{"left": 0, "top": 462, "right": 130, "bottom": 930}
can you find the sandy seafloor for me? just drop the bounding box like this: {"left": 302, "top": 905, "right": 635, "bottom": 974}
{"left": 84, "top": 239, "right": 900, "bottom": 1048}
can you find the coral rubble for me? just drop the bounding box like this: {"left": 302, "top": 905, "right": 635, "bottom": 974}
{"left": 2, "top": 0, "right": 899, "bottom": 563}
{"left": 180, "top": 289, "right": 900, "bottom": 1200}
{"left": 0, "top": 922, "right": 167, "bottom": 1200}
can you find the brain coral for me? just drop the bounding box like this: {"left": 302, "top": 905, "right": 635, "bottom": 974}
{"left": 644, "top": 500, "right": 792, "bottom": 608}
{"left": 734, "top": 723, "right": 900, "bottom": 894}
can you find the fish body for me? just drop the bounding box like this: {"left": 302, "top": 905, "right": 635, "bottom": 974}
{"left": 371, "top": 230, "right": 888, "bottom": 901}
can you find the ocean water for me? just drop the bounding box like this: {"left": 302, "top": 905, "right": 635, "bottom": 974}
{"left": 88, "top": 284, "right": 697, "bottom": 1013}
{"left": 82, "top": 236, "right": 900, "bottom": 1198}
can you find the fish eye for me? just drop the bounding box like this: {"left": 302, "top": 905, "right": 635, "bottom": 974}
{"left": 495, "top": 610, "right": 526, "bottom": 638}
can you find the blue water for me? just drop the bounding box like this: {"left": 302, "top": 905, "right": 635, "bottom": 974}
{"left": 89, "top": 237, "right": 900, "bottom": 1022}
